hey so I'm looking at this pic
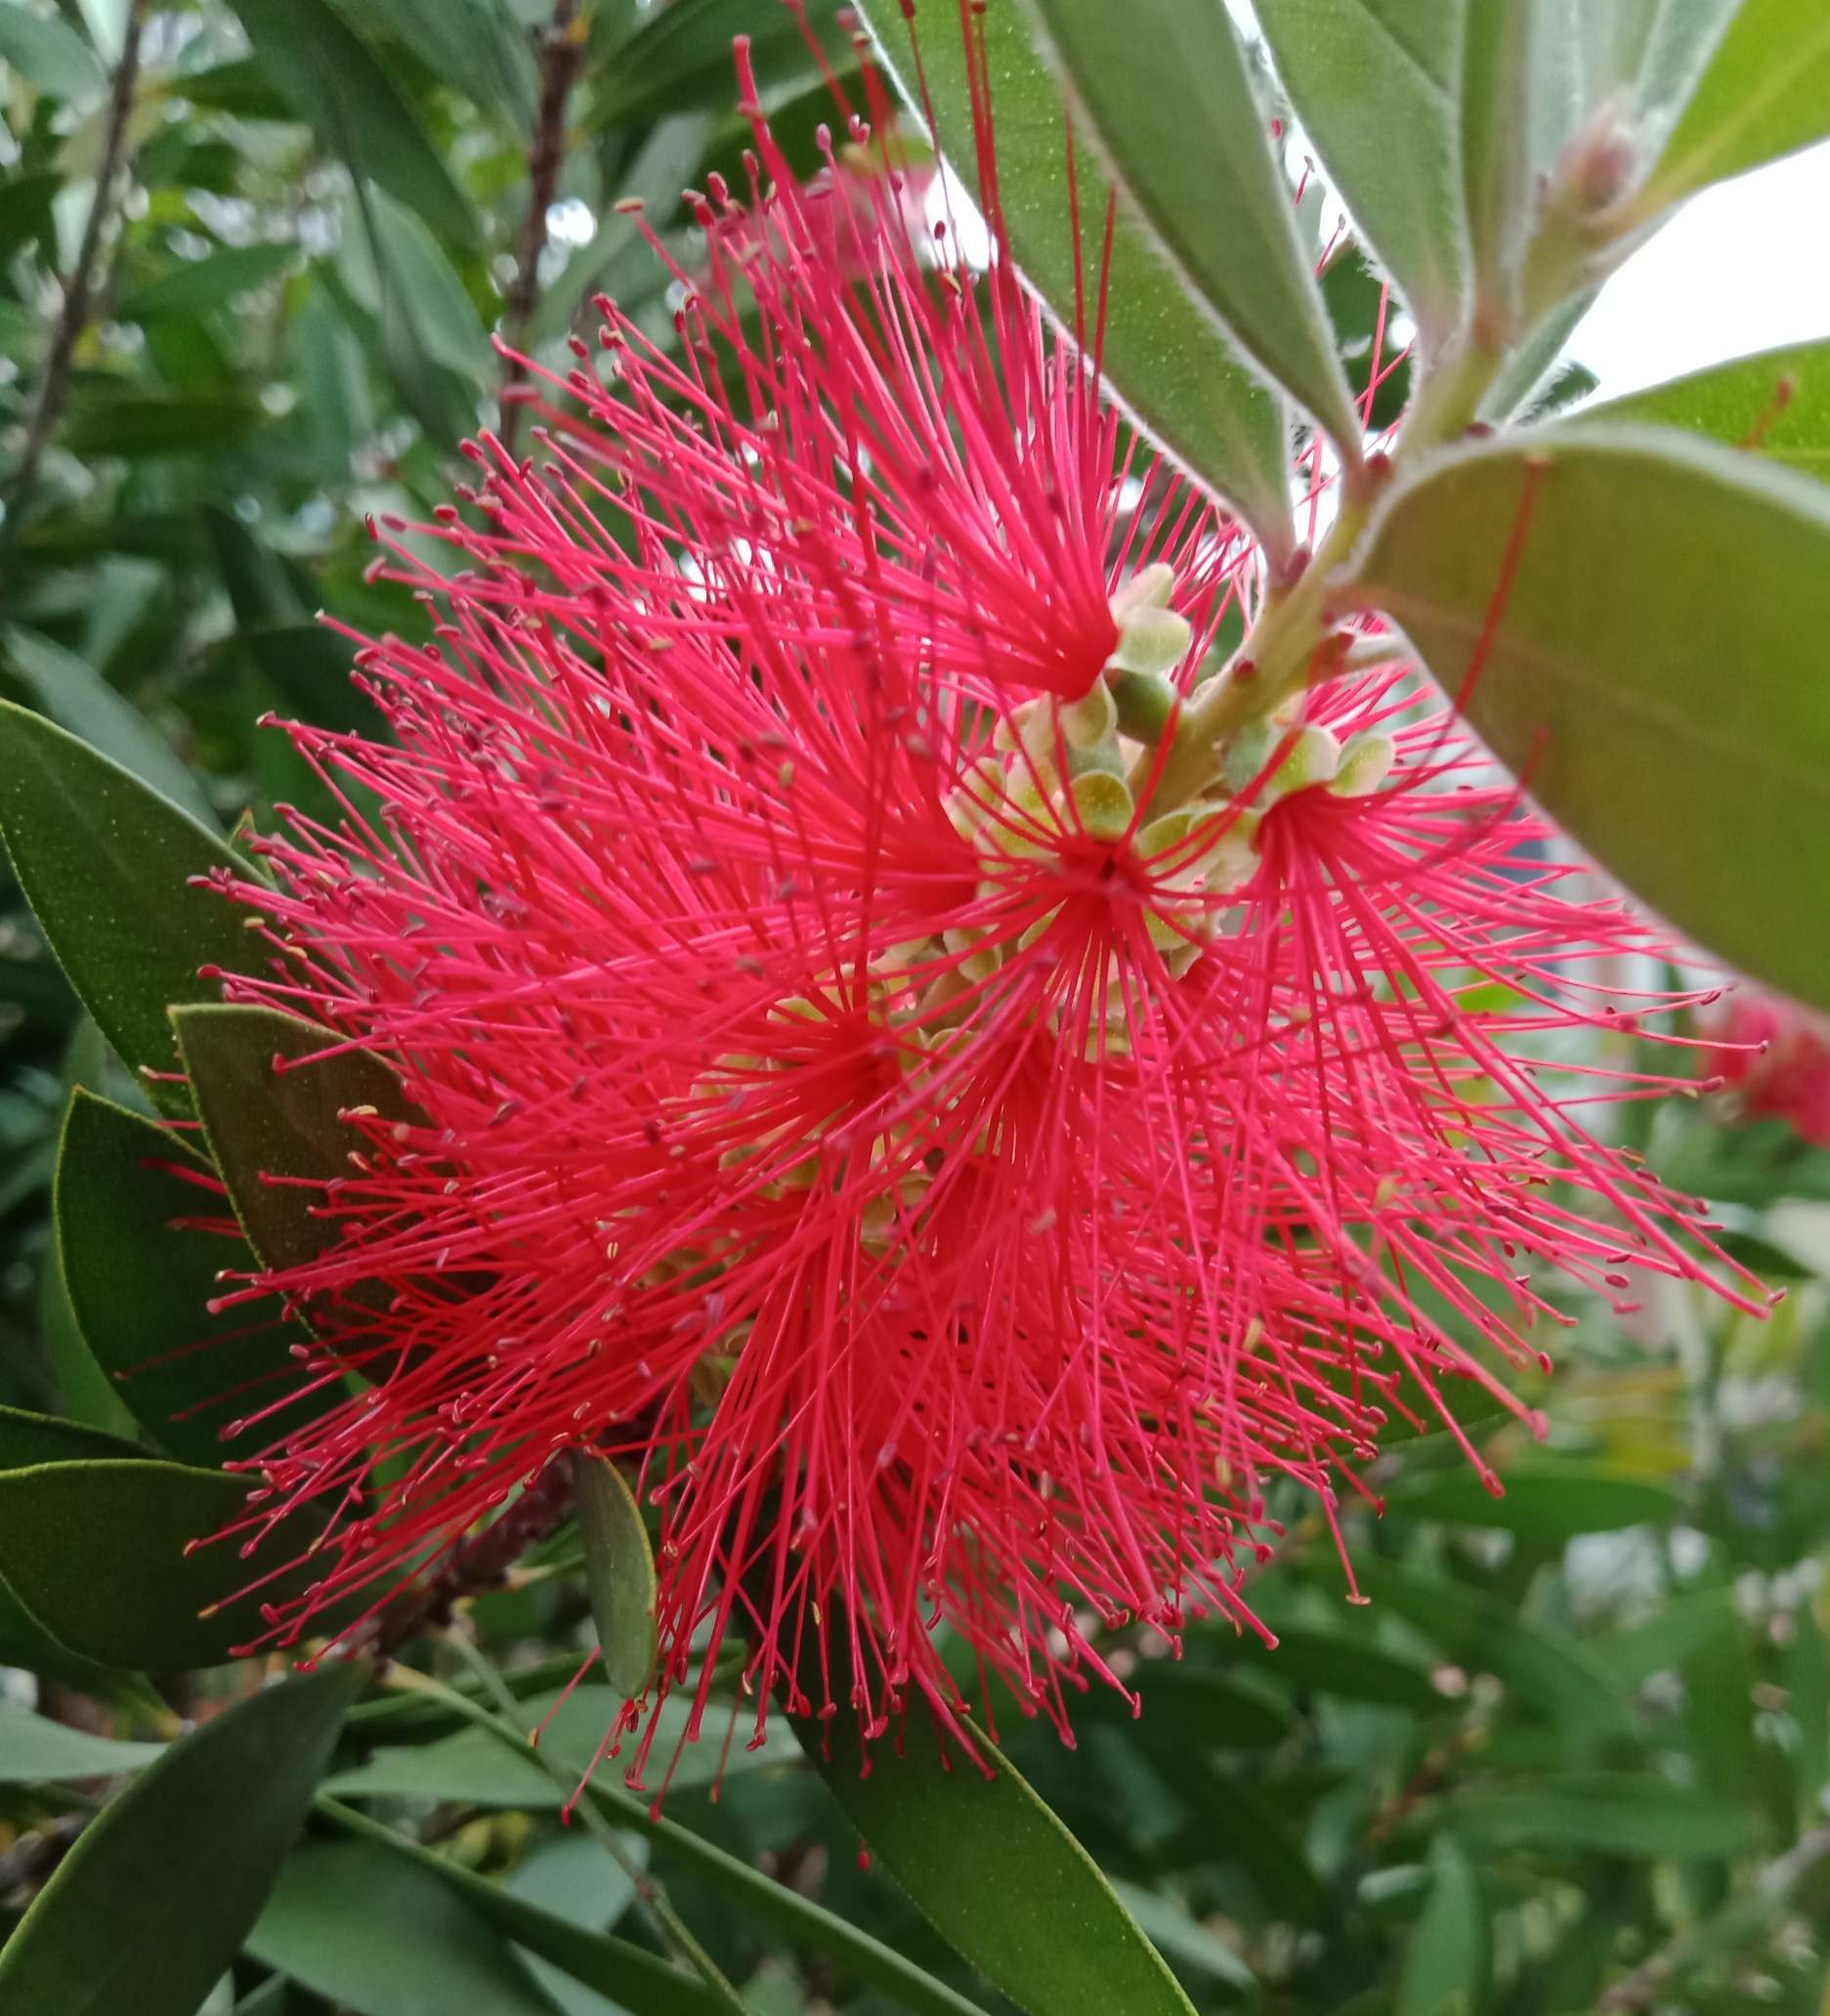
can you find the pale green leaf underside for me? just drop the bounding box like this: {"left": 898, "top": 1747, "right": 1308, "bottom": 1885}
{"left": 1020, "top": 0, "right": 1364, "bottom": 457}
{"left": 1581, "top": 338, "right": 1830, "bottom": 478}
{"left": 1352, "top": 423, "right": 1830, "bottom": 1009}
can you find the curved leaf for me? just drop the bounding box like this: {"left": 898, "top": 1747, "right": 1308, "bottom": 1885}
{"left": 572, "top": 1450, "right": 660, "bottom": 1700}
{"left": 0, "top": 1, "right": 106, "bottom": 102}
{"left": 1397, "top": 1837, "right": 1489, "bottom": 2016}
{"left": 1583, "top": 338, "right": 1830, "bottom": 479}
{"left": 1445, "top": 1772, "right": 1763, "bottom": 1859}
{"left": 1352, "top": 424, "right": 1830, "bottom": 1010}
{"left": 1255, "top": 0, "right": 1469, "bottom": 350}
{"left": 1637, "top": 0, "right": 1830, "bottom": 217}
{"left": 57, "top": 1090, "right": 326, "bottom": 1469}
{"left": 326, "top": 0, "right": 537, "bottom": 132}
{"left": 787, "top": 1624, "right": 1196, "bottom": 2016}
{"left": 856, "top": 0, "right": 1295, "bottom": 561}
{"left": 172, "top": 1004, "right": 417, "bottom": 1285}
{"left": 0, "top": 701, "right": 257, "bottom": 1113}
{"left": 0, "top": 1457, "right": 277, "bottom": 1669}
{"left": 1018, "top": 0, "right": 1362, "bottom": 456}
{"left": 0, "top": 1400, "right": 145, "bottom": 1470}
{"left": 0, "top": 1665, "right": 362, "bottom": 2016}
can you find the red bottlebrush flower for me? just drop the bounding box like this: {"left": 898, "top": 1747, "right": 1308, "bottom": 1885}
{"left": 1702, "top": 989, "right": 1830, "bottom": 1147}
{"left": 189, "top": 20, "right": 1762, "bottom": 1779}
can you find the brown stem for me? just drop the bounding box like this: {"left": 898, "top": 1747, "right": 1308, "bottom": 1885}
{"left": 1, "top": 0, "right": 150, "bottom": 534}
{"left": 499, "top": 0, "right": 587, "bottom": 452}
{"left": 360, "top": 1458, "right": 574, "bottom": 1657}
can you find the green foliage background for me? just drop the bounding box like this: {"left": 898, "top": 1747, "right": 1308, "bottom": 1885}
{"left": 1, "top": 2, "right": 1829, "bottom": 2013}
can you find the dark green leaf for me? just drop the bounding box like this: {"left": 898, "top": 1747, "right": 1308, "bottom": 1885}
{"left": 0, "top": 1400, "right": 145, "bottom": 1469}
{"left": 226, "top": 0, "right": 481, "bottom": 249}
{"left": 316, "top": 1802, "right": 722, "bottom": 2016}
{"left": 1396, "top": 1836, "right": 1488, "bottom": 2016}
{"left": 250, "top": 1840, "right": 565, "bottom": 2016}
{"left": 62, "top": 390, "right": 264, "bottom": 458}
{"left": 1080, "top": 1662, "right": 1294, "bottom": 1751}
{"left": 0, "top": 1, "right": 106, "bottom": 102}
{"left": 1018, "top": 0, "right": 1362, "bottom": 455}
{"left": 1216, "top": 1622, "right": 1448, "bottom": 1709}
{"left": 118, "top": 243, "right": 299, "bottom": 323}
{"left": 327, "top": 0, "right": 538, "bottom": 131}
{"left": 573, "top": 1450, "right": 659, "bottom": 1700}
{"left": 57, "top": 1090, "right": 328, "bottom": 1469}
{"left": 1583, "top": 339, "right": 1830, "bottom": 480}
{"left": 173, "top": 1004, "right": 417, "bottom": 1285}
{"left": 0, "top": 1665, "right": 362, "bottom": 2016}
{"left": 787, "top": 1620, "right": 1196, "bottom": 2016}
{"left": 1636, "top": 0, "right": 1830, "bottom": 217}
{"left": 1385, "top": 1460, "right": 1682, "bottom": 1538}
{"left": 0, "top": 700, "right": 257, "bottom": 1111}
{"left": 0, "top": 1456, "right": 282, "bottom": 1668}
{"left": 587, "top": 0, "right": 840, "bottom": 129}
{"left": 339, "top": 187, "right": 489, "bottom": 380}
{"left": 1352, "top": 424, "right": 1830, "bottom": 1011}
{"left": 0, "top": 169, "right": 63, "bottom": 262}
{"left": 0, "top": 1708, "right": 165, "bottom": 1781}
{"left": 857, "top": 0, "right": 1296, "bottom": 562}
{"left": 1255, "top": 0, "right": 1468, "bottom": 348}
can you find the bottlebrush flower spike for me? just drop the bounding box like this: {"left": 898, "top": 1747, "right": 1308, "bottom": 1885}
{"left": 1701, "top": 988, "right": 1830, "bottom": 1147}
{"left": 187, "top": 15, "right": 1764, "bottom": 1780}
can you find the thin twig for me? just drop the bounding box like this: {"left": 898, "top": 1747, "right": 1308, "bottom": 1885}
{"left": 499, "top": 0, "right": 587, "bottom": 451}
{"left": 1, "top": 0, "right": 151, "bottom": 532}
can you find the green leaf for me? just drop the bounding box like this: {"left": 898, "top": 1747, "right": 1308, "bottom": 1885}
{"left": 0, "top": 169, "right": 62, "bottom": 263}
{"left": 57, "top": 1090, "right": 331, "bottom": 1468}
{"left": 322, "top": 1686, "right": 799, "bottom": 1806}
{"left": 0, "top": 1708, "right": 165, "bottom": 1782}
{"left": 573, "top": 1450, "right": 660, "bottom": 1700}
{"left": 1445, "top": 1773, "right": 1764, "bottom": 1859}
{"left": 1107, "top": 1880, "right": 1256, "bottom": 1999}
{"left": 226, "top": 0, "right": 481, "bottom": 248}
{"left": 3, "top": 628, "right": 215, "bottom": 825}
{"left": 0, "top": 1456, "right": 282, "bottom": 1668}
{"left": 1583, "top": 339, "right": 1830, "bottom": 480}
{"left": 40, "top": 1184, "right": 142, "bottom": 1439}
{"left": 0, "top": 1665, "right": 361, "bottom": 2016}
{"left": 856, "top": 0, "right": 1296, "bottom": 563}
{"left": 787, "top": 1628, "right": 1197, "bottom": 2016}
{"left": 1396, "top": 1836, "right": 1488, "bottom": 2016}
{"left": 117, "top": 242, "right": 299, "bottom": 322}
{"left": 0, "top": 700, "right": 257, "bottom": 1110}
{"left": 326, "top": 0, "right": 538, "bottom": 131}
{"left": 250, "top": 1840, "right": 565, "bottom": 2016}
{"left": 315, "top": 1803, "right": 721, "bottom": 2016}
{"left": 62, "top": 389, "right": 264, "bottom": 458}
{"left": 0, "top": 1400, "right": 146, "bottom": 1469}
{"left": 173, "top": 1005, "right": 417, "bottom": 1287}
{"left": 1637, "top": 0, "right": 1830, "bottom": 217}
{"left": 1351, "top": 424, "right": 1830, "bottom": 1011}
{"left": 1018, "top": 0, "right": 1362, "bottom": 457}
{"left": 339, "top": 186, "right": 489, "bottom": 380}
{"left": 1217, "top": 1621, "right": 1448, "bottom": 1709}
{"left": 1458, "top": 0, "right": 1538, "bottom": 332}
{"left": 1255, "top": 0, "right": 1468, "bottom": 349}
{"left": 1079, "top": 1662, "right": 1294, "bottom": 1751}
{"left": 1385, "top": 1460, "right": 1682, "bottom": 1538}
{"left": 0, "top": 0, "right": 106, "bottom": 102}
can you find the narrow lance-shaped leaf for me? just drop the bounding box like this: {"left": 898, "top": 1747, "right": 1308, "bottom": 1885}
{"left": 1017, "top": 0, "right": 1365, "bottom": 460}
{"left": 57, "top": 1090, "right": 329, "bottom": 1469}
{"left": 572, "top": 1450, "right": 660, "bottom": 1699}
{"left": 784, "top": 1601, "right": 1198, "bottom": 2016}
{"left": 0, "top": 1665, "right": 362, "bottom": 2016}
{"left": 1581, "top": 338, "right": 1830, "bottom": 480}
{"left": 1255, "top": 0, "right": 1469, "bottom": 352}
{"left": 1459, "top": 0, "right": 1539, "bottom": 335}
{"left": 323, "top": 0, "right": 538, "bottom": 132}
{"left": 1351, "top": 423, "right": 1830, "bottom": 1012}
{"left": 1396, "top": 1836, "right": 1489, "bottom": 2016}
{"left": 0, "top": 701, "right": 260, "bottom": 1114}
{"left": 855, "top": 0, "right": 1296, "bottom": 564}
{"left": 1632, "top": 0, "right": 1830, "bottom": 221}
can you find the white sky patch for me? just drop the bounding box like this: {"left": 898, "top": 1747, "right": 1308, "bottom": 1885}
{"left": 1570, "top": 139, "right": 1830, "bottom": 396}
